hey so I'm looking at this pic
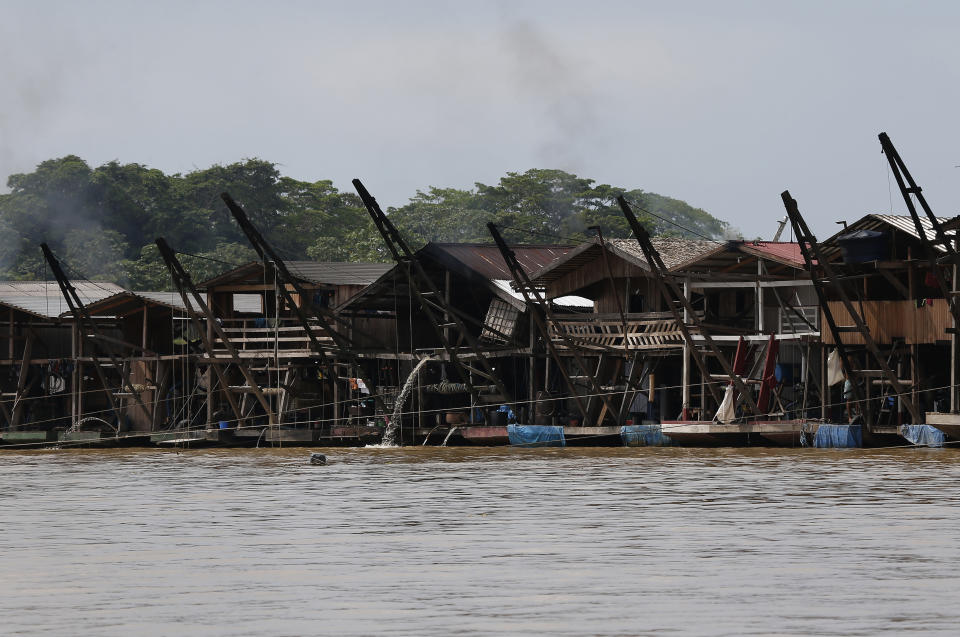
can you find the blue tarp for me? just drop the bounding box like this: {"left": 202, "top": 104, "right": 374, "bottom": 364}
{"left": 507, "top": 425, "right": 565, "bottom": 447}
{"left": 813, "top": 423, "right": 862, "bottom": 448}
{"left": 900, "top": 424, "right": 946, "bottom": 448}
{"left": 621, "top": 424, "right": 671, "bottom": 447}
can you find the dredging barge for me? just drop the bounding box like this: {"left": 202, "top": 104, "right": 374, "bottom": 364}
{"left": 2, "top": 132, "right": 959, "bottom": 451}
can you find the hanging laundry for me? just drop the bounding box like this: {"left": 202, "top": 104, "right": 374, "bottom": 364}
{"left": 827, "top": 349, "right": 844, "bottom": 386}
{"left": 715, "top": 385, "right": 735, "bottom": 423}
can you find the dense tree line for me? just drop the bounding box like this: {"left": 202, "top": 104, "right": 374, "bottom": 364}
{"left": 0, "top": 156, "right": 729, "bottom": 289}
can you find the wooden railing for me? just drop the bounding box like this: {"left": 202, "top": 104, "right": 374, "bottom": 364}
{"left": 778, "top": 305, "right": 819, "bottom": 334}
{"left": 550, "top": 312, "right": 691, "bottom": 351}
{"left": 210, "top": 318, "right": 332, "bottom": 358}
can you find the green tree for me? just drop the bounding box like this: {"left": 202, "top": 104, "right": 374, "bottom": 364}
{"left": 279, "top": 178, "right": 376, "bottom": 259}
{"left": 177, "top": 159, "right": 288, "bottom": 247}
{"left": 0, "top": 157, "right": 729, "bottom": 287}
{"left": 475, "top": 168, "right": 596, "bottom": 241}
{"left": 388, "top": 187, "right": 488, "bottom": 245}
{"left": 623, "top": 189, "right": 728, "bottom": 239}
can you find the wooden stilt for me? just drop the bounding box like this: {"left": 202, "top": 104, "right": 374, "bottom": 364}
{"left": 10, "top": 333, "right": 34, "bottom": 429}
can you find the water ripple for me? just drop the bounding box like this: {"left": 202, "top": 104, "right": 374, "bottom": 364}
{"left": 2, "top": 447, "right": 960, "bottom": 635}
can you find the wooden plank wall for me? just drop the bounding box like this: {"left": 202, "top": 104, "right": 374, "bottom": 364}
{"left": 821, "top": 300, "right": 950, "bottom": 345}
{"left": 547, "top": 258, "right": 647, "bottom": 300}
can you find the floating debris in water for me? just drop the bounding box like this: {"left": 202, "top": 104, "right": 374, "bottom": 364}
{"left": 309, "top": 453, "right": 327, "bottom": 465}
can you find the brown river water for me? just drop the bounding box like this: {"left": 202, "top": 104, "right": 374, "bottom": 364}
{"left": 2, "top": 446, "right": 960, "bottom": 636}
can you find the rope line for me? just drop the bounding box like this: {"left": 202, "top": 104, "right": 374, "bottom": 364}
{"left": 0, "top": 369, "right": 952, "bottom": 426}
{"left": 621, "top": 196, "right": 716, "bottom": 241}
{"left": 3, "top": 376, "right": 959, "bottom": 447}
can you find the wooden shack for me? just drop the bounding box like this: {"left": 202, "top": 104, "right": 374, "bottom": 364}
{"left": 530, "top": 237, "right": 816, "bottom": 436}
{"left": 81, "top": 291, "right": 194, "bottom": 433}
{"left": 816, "top": 213, "right": 958, "bottom": 422}
{"left": 0, "top": 281, "right": 124, "bottom": 444}
{"left": 192, "top": 260, "right": 394, "bottom": 442}
{"left": 337, "top": 242, "right": 579, "bottom": 438}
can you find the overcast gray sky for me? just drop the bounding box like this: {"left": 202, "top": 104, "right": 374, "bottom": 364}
{"left": 1, "top": 0, "right": 957, "bottom": 238}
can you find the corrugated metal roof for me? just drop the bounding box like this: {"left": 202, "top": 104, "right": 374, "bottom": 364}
{"left": 286, "top": 261, "right": 394, "bottom": 286}
{"left": 819, "top": 213, "right": 955, "bottom": 260}
{"left": 668, "top": 240, "right": 809, "bottom": 274}
{"left": 0, "top": 281, "right": 125, "bottom": 319}
{"left": 83, "top": 290, "right": 186, "bottom": 317}
{"left": 199, "top": 260, "right": 393, "bottom": 288}
{"left": 196, "top": 262, "right": 261, "bottom": 289}
{"left": 426, "top": 244, "right": 575, "bottom": 280}
{"left": 133, "top": 291, "right": 186, "bottom": 309}
{"left": 868, "top": 214, "right": 954, "bottom": 250}
{"left": 84, "top": 290, "right": 263, "bottom": 317}
{"left": 738, "top": 242, "right": 805, "bottom": 267}
{"left": 338, "top": 243, "right": 577, "bottom": 312}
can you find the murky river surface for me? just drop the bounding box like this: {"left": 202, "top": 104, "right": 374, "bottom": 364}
{"left": 2, "top": 446, "right": 960, "bottom": 636}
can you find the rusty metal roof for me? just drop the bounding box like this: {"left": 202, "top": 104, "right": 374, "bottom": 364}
{"left": 739, "top": 242, "right": 805, "bottom": 267}
{"left": 675, "top": 241, "right": 807, "bottom": 272}
{"left": 424, "top": 243, "right": 575, "bottom": 280}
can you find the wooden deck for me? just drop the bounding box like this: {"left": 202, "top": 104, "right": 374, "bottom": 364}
{"left": 660, "top": 420, "right": 811, "bottom": 446}
{"left": 924, "top": 412, "right": 960, "bottom": 440}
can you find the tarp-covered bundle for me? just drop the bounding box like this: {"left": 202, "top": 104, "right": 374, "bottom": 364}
{"left": 507, "top": 425, "right": 565, "bottom": 447}
{"left": 621, "top": 424, "right": 671, "bottom": 447}
{"left": 813, "top": 423, "right": 862, "bottom": 448}
{"left": 900, "top": 424, "right": 946, "bottom": 448}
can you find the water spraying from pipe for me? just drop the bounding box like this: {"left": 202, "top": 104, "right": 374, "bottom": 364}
{"left": 382, "top": 357, "right": 432, "bottom": 447}
{"left": 441, "top": 425, "right": 459, "bottom": 447}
